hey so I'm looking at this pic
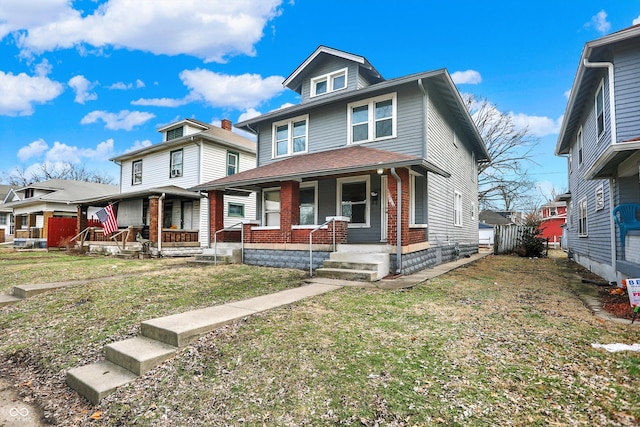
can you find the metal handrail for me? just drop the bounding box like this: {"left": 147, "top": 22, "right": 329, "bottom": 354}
{"left": 213, "top": 221, "right": 245, "bottom": 265}
{"left": 309, "top": 218, "right": 337, "bottom": 277}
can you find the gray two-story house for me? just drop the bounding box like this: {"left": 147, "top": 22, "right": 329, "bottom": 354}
{"left": 194, "top": 46, "right": 490, "bottom": 279}
{"left": 555, "top": 25, "right": 640, "bottom": 283}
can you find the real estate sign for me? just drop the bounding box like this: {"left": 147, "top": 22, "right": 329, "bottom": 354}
{"left": 627, "top": 278, "right": 640, "bottom": 308}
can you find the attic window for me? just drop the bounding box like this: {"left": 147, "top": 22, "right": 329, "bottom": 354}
{"left": 166, "top": 126, "right": 184, "bottom": 141}
{"left": 311, "top": 68, "right": 348, "bottom": 97}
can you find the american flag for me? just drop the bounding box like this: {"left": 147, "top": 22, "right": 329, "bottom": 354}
{"left": 96, "top": 204, "right": 118, "bottom": 235}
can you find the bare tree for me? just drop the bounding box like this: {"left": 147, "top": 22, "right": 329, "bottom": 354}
{"left": 3, "top": 162, "right": 115, "bottom": 186}
{"left": 463, "top": 93, "right": 540, "bottom": 211}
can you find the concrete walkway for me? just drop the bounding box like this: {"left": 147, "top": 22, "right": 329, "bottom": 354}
{"left": 66, "top": 250, "right": 492, "bottom": 404}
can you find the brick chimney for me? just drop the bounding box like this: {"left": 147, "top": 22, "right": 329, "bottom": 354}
{"left": 221, "top": 119, "right": 232, "bottom": 131}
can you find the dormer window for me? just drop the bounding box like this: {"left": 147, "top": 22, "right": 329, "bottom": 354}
{"left": 311, "top": 68, "right": 347, "bottom": 97}
{"left": 166, "top": 126, "right": 184, "bottom": 141}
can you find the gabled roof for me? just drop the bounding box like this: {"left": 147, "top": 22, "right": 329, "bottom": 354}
{"left": 283, "top": 45, "right": 384, "bottom": 94}
{"left": 479, "top": 210, "right": 513, "bottom": 225}
{"left": 157, "top": 118, "right": 209, "bottom": 133}
{"left": 3, "top": 179, "right": 119, "bottom": 208}
{"left": 237, "top": 68, "right": 489, "bottom": 162}
{"left": 110, "top": 122, "right": 256, "bottom": 162}
{"left": 555, "top": 24, "right": 640, "bottom": 156}
{"left": 191, "top": 145, "right": 450, "bottom": 192}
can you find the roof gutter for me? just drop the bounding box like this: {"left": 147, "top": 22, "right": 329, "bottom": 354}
{"left": 582, "top": 58, "right": 617, "bottom": 279}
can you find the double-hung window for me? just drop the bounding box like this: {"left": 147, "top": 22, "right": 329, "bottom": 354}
{"left": 454, "top": 191, "right": 462, "bottom": 227}
{"left": 595, "top": 81, "right": 604, "bottom": 139}
{"left": 170, "top": 149, "right": 183, "bottom": 178}
{"left": 348, "top": 93, "right": 396, "bottom": 144}
{"left": 577, "top": 127, "right": 583, "bottom": 165}
{"left": 311, "top": 68, "right": 347, "bottom": 97}
{"left": 227, "top": 151, "right": 238, "bottom": 176}
{"left": 263, "top": 188, "right": 281, "bottom": 227}
{"left": 595, "top": 185, "right": 604, "bottom": 211}
{"left": 132, "top": 160, "right": 142, "bottom": 185}
{"left": 578, "top": 198, "right": 588, "bottom": 236}
{"left": 337, "top": 176, "right": 370, "bottom": 227}
{"left": 299, "top": 183, "right": 318, "bottom": 226}
{"left": 273, "top": 115, "right": 308, "bottom": 158}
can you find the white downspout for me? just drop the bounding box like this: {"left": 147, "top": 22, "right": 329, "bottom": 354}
{"left": 158, "top": 193, "right": 165, "bottom": 255}
{"left": 390, "top": 167, "right": 402, "bottom": 274}
{"left": 582, "top": 58, "right": 617, "bottom": 277}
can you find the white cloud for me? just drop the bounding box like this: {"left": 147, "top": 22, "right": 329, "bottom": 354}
{"left": 108, "top": 79, "right": 146, "bottom": 90}
{"left": 46, "top": 141, "right": 82, "bottom": 163}
{"left": 80, "top": 110, "right": 155, "bottom": 130}
{"left": 131, "top": 70, "right": 285, "bottom": 110}
{"left": 131, "top": 96, "right": 192, "bottom": 107}
{"left": 68, "top": 75, "right": 97, "bottom": 104}
{"left": 125, "top": 139, "right": 153, "bottom": 153}
{"left": 180, "top": 69, "right": 285, "bottom": 110}
{"left": 17, "top": 138, "right": 48, "bottom": 161}
{"left": 585, "top": 10, "right": 611, "bottom": 34}
{"left": 238, "top": 108, "right": 262, "bottom": 123}
{"left": 509, "top": 112, "right": 563, "bottom": 137}
{"left": 0, "top": 71, "right": 64, "bottom": 115}
{"left": 633, "top": 15, "right": 640, "bottom": 25}
{"left": 4, "top": 0, "right": 283, "bottom": 62}
{"left": 451, "top": 70, "right": 482, "bottom": 85}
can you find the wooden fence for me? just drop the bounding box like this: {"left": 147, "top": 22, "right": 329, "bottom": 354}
{"left": 493, "top": 224, "right": 536, "bottom": 255}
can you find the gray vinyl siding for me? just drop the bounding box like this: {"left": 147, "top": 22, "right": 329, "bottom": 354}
{"left": 257, "top": 84, "right": 425, "bottom": 166}
{"left": 425, "top": 89, "right": 478, "bottom": 246}
{"left": 613, "top": 41, "right": 640, "bottom": 142}
{"left": 565, "top": 75, "right": 613, "bottom": 266}
{"left": 300, "top": 57, "right": 360, "bottom": 104}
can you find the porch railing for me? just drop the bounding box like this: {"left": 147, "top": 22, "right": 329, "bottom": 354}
{"left": 309, "top": 217, "right": 338, "bottom": 277}
{"left": 213, "top": 221, "right": 244, "bottom": 265}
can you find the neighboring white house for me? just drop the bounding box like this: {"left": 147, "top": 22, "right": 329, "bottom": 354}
{"left": 78, "top": 118, "right": 257, "bottom": 255}
{"left": 0, "top": 185, "right": 18, "bottom": 242}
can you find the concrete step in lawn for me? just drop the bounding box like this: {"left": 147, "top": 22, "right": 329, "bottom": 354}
{"left": 0, "top": 294, "right": 21, "bottom": 308}
{"left": 314, "top": 267, "right": 378, "bottom": 282}
{"left": 66, "top": 282, "right": 342, "bottom": 404}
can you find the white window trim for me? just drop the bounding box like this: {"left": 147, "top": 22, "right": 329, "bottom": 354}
{"left": 310, "top": 67, "right": 348, "bottom": 97}
{"left": 262, "top": 186, "right": 281, "bottom": 228}
{"left": 170, "top": 149, "right": 183, "bottom": 178}
{"left": 578, "top": 198, "right": 588, "bottom": 237}
{"left": 595, "top": 79, "right": 605, "bottom": 141}
{"left": 272, "top": 114, "right": 309, "bottom": 159}
{"left": 300, "top": 181, "right": 318, "bottom": 225}
{"left": 132, "top": 160, "right": 142, "bottom": 185}
{"left": 409, "top": 171, "right": 428, "bottom": 227}
{"left": 227, "top": 151, "right": 239, "bottom": 176}
{"left": 577, "top": 126, "right": 583, "bottom": 166}
{"left": 336, "top": 175, "right": 370, "bottom": 228}
{"left": 595, "top": 185, "right": 604, "bottom": 211}
{"left": 347, "top": 92, "right": 397, "bottom": 145}
{"left": 454, "top": 190, "right": 463, "bottom": 227}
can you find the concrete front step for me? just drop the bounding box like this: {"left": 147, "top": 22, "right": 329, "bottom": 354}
{"left": 141, "top": 305, "right": 256, "bottom": 348}
{"left": 66, "top": 360, "right": 138, "bottom": 405}
{"left": 322, "top": 260, "right": 378, "bottom": 271}
{"left": 0, "top": 294, "right": 21, "bottom": 308}
{"left": 315, "top": 267, "right": 378, "bottom": 282}
{"left": 105, "top": 336, "right": 177, "bottom": 375}
{"left": 12, "top": 280, "right": 83, "bottom": 298}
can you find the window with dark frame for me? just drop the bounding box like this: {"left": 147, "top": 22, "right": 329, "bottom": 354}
{"left": 596, "top": 84, "right": 604, "bottom": 138}
{"left": 170, "top": 149, "right": 183, "bottom": 178}
{"left": 228, "top": 202, "right": 244, "bottom": 217}
{"left": 132, "top": 160, "right": 142, "bottom": 185}
{"left": 227, "top": 151, "right": 238, "bottom": 176}
{"left": 166, "top": 126, "right": 184, "bottom": 141}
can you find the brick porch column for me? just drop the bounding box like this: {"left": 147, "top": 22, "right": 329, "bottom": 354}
{"left": 387, "top": 168, "right": 411, "bottom": 246}
{"left": 208, "top": 190, "right": 225, "bottom": 243}
{"left": 280, "top": 180, "right": 300, "bottom": 243}
{"left": 76, "top": 205, "right": 88, "bottom": 235}
{"left": 149, "top": 196, "right": 159, "bottom": 243}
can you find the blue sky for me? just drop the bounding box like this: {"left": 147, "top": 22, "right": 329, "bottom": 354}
{"left": 1, "top": 1, "right": 639, "bottom": 203}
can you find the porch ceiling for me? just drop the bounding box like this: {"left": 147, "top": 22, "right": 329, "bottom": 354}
{"left": 191, "top": 145, "right": 451, "bottom": 192}
{"left": 76, "top": 185, "right": 203, "bottom": 206}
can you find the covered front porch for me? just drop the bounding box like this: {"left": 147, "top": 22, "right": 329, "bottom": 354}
{"left": 195, "top": 145, "right": 476, "bottom": 276}
{"left": 75, "top": 186, "right": 205, "bottom": 257}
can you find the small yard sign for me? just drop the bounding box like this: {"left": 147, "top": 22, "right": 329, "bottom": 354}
{"left": 626, "top": 278, "right": 640, "bottom": 323}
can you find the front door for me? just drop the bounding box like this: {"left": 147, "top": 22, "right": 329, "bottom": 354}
{"left": 182, "top": 201, "right": 193, "bottom": 229}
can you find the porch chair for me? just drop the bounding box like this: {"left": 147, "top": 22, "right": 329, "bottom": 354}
{"left": 612, "top": 203, "right": 640, "bottom": 247}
